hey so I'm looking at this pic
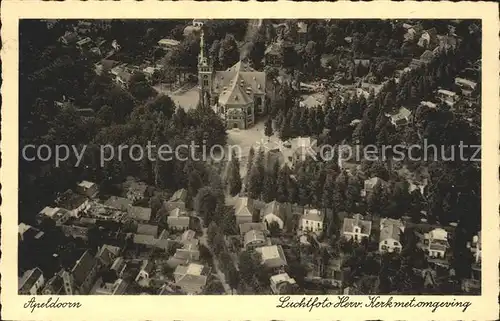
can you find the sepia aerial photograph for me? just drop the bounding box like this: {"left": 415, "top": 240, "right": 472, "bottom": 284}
{"left": 18, "top": 18, "right": 482, "bottom": 296}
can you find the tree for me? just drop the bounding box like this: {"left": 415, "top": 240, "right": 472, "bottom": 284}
{"left": 129, "top": 72, "right": 155, "bottom": 101}
{"left": 238, "top": 250, "right": 262, "bottom": 285}
{"left": 247, "top": 149, "right": 265, "bottom": 200}
{"left": 195, "top": 187, "right": 218, "bottom": 226}
{"left": 227, "top": 152, "right": 243, "bottom": 196}
{"left": 209, "top": 40, "right": 222, "bottom": 70}
{"left": 264, "top": 116, "right": 273, "bottom": 140}
{"left": 147, "top": 95, "right": 176, "bottom": 119}
{"left": 263, "top": 160, "right": 280, "bottom": 203}
{"left": 219, "top": 34, "right": 240, "bottom": 69}
{"left": 204, "top": 279, "right": 225, "bottom": 295}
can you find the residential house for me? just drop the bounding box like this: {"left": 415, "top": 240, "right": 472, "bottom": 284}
{"left": 468, "top": 232, "right": 481, "bottom": 264}
{"left": 92, "top": 278, "right": 128, "bottom": 295}
{"left": 76, "top": 37, "right": 93, "bottom": 51}
{"left": 116, "top": 70, "right": 133, "bottom": 89}
{"left": 342, "top": 214, "right": 372, "bottom": 242}
{"left": 110, "top": 257, "right": 127, "bottom": 278}
{"left": 165, "top": 188, "right": 188, "bottom": 211}
{"left": 96, "top": 244, "right": 121, "bottom": 268}
{"left": 71, "top": 250, "right": 99, "bottom": 294}
{"left": 37, "top": 206, "right": 72, "bottom": 226}
{"left": 418, "top": 28, "right": 438, "bottom": 48}
{"left": 42, "top": 271, "right": 66, "bottom": 295}
{"left": 300, "top": 95, "right": 323, "bottom": 109}
{"left": 423, "top": 228, "right": 449, "bottom": 259}
{"left": 173, "top": 263, "right": 210, "bottom": 294}
{"left": 322, "top": 256, "right": 346, "bottom": 288}
{"left": 379, "top": 219, "right": 405, "bottom": 253}
{"left": 455, "top": 77, "right": 477, "bottom": 97}
{"left": 18, "top": 223, "right": 36, "bottom": 241}
{"left": 419, "top": 50, "right": 435, "bottom": 64}
{"left": 61, "top": 217, "right": 96, "bottom": 240}
{"left": 300, "top": 208, "right": 324, "bottom": 234}
{"left": 59, "top": 31, "right": 78, "bottom": 46}
{"left": 256, "top": 245, "right": 287, "bottom": 270}
{"left": 270, "top": 273, "right": 296, "bottom": 294}
{"left": 135, "top": 260, "right": 154, "bottom": 287}
{"left": 244, "top": 229, "right": 268, "bottom": 251}
{"left": 388, "top": 107, "right": 412, "bottom": 127}
{"left": 264, "top": 40, "right": 283, "bottom": 67}
{"left": 128, "top": 206, "right": 152, "bottom": 223}
{"left": 137, "top": 224, "right": 159, "bottom": 237}
{"left": 436, "top": 89, "right": 458, "bottom": 107}
{"left": 157, "top": 38, "right": 181, "bottom": 50}
{"left": 55, "top": 189, "right": 89, "bottom": 217}
{"left": 18, "top": 268, "right": 45, "bottom": 295}
{"left": 76, "top": 180, "right": 98, "bottom": 198}
{"left": 361, "top": 177, "right": 388, "bottom": 197}
{"left": 297, "top": 22, "right": 308, "bottom": 43}
{"left": 420, "top": 101, "right": 438, "bottom": 109}
{"left": 167, "top": 208, "right": 190, "bottom": 231}
{"left": 403, "top": 24, "right": 422, "bottom": 42}
{"left": 133, "top": 234, "right": 157, "bottom": 247}
{"left": 239, "top": 222, "right": 268, "bottom": 236}
{"left": 167, "top": 238, "right": 201, "bottom": 268}
{"left": 104, "top": 196, "right": 133, "bottom": 211}
{"left": 260, "top": 201, "right": 285, "bottom": 230}
{"left": 234, "top": 197, "right": 255, "bottom": 226}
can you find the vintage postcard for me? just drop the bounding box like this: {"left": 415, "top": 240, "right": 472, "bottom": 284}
{"left": 1, "top": 1, "right": 499, "bottom": 320}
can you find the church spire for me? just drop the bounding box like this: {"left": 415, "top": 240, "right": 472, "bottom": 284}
{"left": 199, "top": 29, "right": 205, "bottom": 63}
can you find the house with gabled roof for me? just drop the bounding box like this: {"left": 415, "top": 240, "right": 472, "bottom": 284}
{"left": 239, "top": 222, "right": 268, "bottom": 236}
{"left": 173, "top": 263, "right": 210, "bottom": 294}
{"left": 165, "top": 188, "right": 187, "bottom": 211}
{"left": 96, "top": 244, "right": 121, "bottom": 267}
{"left": 260, "top": 201, "right": 285, "bottom": 230}
{"left": 42, "top": 271, "right": 66, "bottom": 295}
{"left": 422, "top": 228, "right": 449, "bottom": 259}
{"left": 92, "top": 278, "right": 128, "bottom": 295}
{"left": 128, "top": 206, "right": 151, "bottom": 223}
{"left": 361, "top": 177, "right": 388, "bottom": 197}
{"left": 270, "top": 273, "right": 297, "bottom": 294}
{"left": 19, "top": 267, "right": 45, "bottom": 295}
{"left": 300, "top": 208, "right": 324, "bottom": 234}
{"left": 342, "top": 214, "right": 372, "bottom": 243}
{"left": 379, "top": 219, "right": 405, "bottom": 253}
{"left": 167, "top": 208, "right": 190, "bottom": 231}
{"left": 388, "top": 107, "right": 412, "bottom": 127}
{"left": 71, "top": 250, "right": 99, "bottom": 294}
{"left": 137, "top": 224, "right": 158, "bottom": 237}
{"left": 135, "top": 260, "right": 154, "bottom": 287}
{"left": 418, "top": 28, "right": 439, "bottom": 48}
{"left": 104, "top": 196, "right": 133, "bottom": 211}
{"left": 256, "top": 245, "right": 287, "bottom": 270}
{"left": 234, "top": 197, "right": 255, "bottom": 226}
{"left": 76, "top": 180, "right": 98, "bottom": 198}
{"left": 244, "top": 229, "right": 268, "bottom": 250}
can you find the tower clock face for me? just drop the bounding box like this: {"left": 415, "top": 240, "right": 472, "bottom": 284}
{"left": 203, "top": 75, "right": 208, "bottom": 79}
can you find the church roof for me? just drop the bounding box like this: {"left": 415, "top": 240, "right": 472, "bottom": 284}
{"left": 218, "top": 73, "right": 255, "bottom": 106}
{"left": 213, "top": 60, "right": 266, "bottom": 97}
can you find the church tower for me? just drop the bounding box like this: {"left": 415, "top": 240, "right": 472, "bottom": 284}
{"left": 198, "top": 29, "right": 213, "bottom": 108}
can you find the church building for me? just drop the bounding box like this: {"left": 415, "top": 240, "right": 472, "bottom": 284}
{"left": 198, "top": 30, "right": 267, "bottom": 129}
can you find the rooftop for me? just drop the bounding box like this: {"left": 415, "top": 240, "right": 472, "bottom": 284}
{"left": 78, "top": 180, "right": 96, "bottom": 189}
{"left": 303, "top": 208, "right": 323, "bottom": 222}
{"left": 342, "top": 214, "right": 372, "bottom": 234}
